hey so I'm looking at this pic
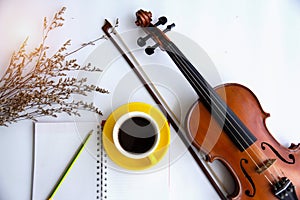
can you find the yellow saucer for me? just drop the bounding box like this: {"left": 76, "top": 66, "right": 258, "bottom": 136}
{"left": 102, "top": 102, "right": 170, "bottom": 170}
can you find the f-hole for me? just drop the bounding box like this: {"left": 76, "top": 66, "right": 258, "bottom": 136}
{"left": 240, "top": 158, "right": 256, "bottom": 197}
{"left": 261, "top": 142, "right": 295, "bottom": 164}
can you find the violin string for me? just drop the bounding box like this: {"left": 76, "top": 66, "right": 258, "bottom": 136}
{"left": 265, "top": 174, "right": 273, "bottom": 185}
{"left": 165, "top": 42, "right": 279, "bottom": 177}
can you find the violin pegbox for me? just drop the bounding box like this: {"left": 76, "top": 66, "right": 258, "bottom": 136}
{"left": 135, "top": 9, "right": 175, "bottom": 55}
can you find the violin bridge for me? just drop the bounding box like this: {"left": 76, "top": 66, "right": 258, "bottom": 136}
{"left": 256, "top": 159, "right": 277, "bottom": 174}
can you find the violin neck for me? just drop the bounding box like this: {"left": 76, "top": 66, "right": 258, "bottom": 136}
{"left": 164, "top": 41, "right": 257, "bottom": 152}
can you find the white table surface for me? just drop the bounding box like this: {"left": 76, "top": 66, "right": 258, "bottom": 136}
{"left": 1, "top": 1, "right": 300, "bottom": 199}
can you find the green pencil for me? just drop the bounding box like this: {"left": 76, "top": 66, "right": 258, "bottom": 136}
{"left": 48, "top": 130, "right": 93, "bottom": 200}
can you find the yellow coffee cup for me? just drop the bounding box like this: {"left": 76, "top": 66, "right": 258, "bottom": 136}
{"left": 102, "top": 102, "right": 170, "bottom": 170}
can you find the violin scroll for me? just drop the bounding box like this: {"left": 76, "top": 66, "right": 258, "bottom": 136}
{"left": 135, "top": 10, "right": 152, "bottom": 27}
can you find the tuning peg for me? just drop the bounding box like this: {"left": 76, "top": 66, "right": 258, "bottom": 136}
{"left": 145, "top": 43, "right": 159, "bottom": 55}
{"left": 137, "top": 34, "right": 151, "bottom": 47}
{"left": 163, "top": 23, "right": 175, "bottom": 33}
{"left": 154, "top": 16, "right": 167, "bottom": 26}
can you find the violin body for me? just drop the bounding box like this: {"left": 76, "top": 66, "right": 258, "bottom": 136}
{"left": 187, "top": 83, "right": 300, "bottom": 199}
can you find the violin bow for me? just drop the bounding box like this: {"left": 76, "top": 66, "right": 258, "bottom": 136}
{"left": 102, "top": 19, "right": 228, "bottom": 200}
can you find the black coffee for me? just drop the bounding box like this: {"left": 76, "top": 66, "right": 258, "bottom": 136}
{"left": 118, "top": 117, "right": 156, "bottom": 154}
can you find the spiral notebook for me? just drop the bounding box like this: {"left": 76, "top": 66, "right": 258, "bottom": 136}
{"left": 31, "top": 121, "right": 220, "bottom": 200}
{"left": 31, "top": 122, "right": 102, "bottom": 200}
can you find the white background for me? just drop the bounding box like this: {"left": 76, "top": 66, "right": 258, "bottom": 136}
{"left": 0, "top": 0, "right": 300, "bottom": 199}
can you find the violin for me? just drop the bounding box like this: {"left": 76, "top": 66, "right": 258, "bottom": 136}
{"left": 135, "top": 10, "right": 300, "bottom": 200}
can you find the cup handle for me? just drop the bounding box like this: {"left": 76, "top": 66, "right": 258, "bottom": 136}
{"left": 147, "top": 154, "right": 157, "bottom": 164}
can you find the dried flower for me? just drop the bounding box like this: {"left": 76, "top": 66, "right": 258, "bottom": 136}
{"left": 0, "top": 7, "right": 116, "bottom": 127}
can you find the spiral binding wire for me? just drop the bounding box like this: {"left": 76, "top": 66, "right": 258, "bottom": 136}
{"left": 98, "top": 123, "right": 108, "bottom": 200}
